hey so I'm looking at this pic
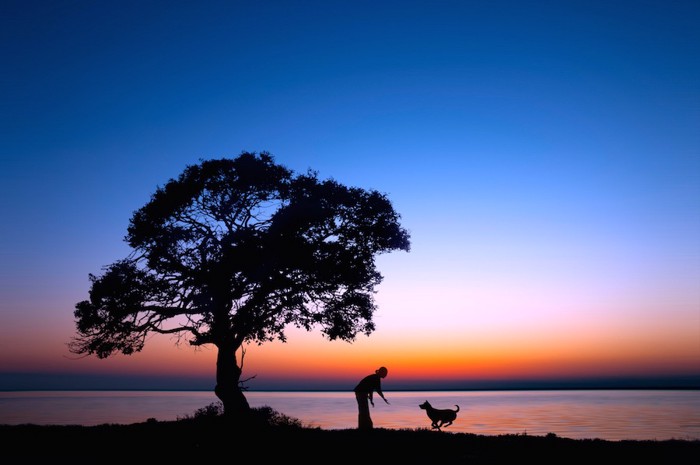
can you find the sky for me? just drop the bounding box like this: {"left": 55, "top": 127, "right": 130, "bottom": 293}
{"left": 1, "top": 0, "right": 699, "bottom": 391}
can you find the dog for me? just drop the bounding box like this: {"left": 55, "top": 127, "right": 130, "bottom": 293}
{"left": 419, "top": 400, "right": 460, "bottom": 430}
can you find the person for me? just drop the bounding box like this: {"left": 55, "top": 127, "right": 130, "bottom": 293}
{"left": 353, "top": 366, "right": 389, "bottom": 430}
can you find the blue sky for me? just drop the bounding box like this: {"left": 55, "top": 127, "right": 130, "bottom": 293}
{"left": 1, "top": 1, "right": 698, "bottom": 390}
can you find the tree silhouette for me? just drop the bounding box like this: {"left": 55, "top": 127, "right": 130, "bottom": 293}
{"left": 69, "top": 152, "right": 410, "bottom": 419}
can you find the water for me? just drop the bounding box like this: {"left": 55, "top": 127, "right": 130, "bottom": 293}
{"left": 1, "top": 390, "right": 698, "bottom": 441}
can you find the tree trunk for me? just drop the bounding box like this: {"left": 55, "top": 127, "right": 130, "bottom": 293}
{"left": 214, "top": 342, "right": 250, "bottom": 421}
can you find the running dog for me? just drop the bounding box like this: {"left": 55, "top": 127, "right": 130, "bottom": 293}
{"left": 419, "top": 400, "right": 460, "bottom": 430}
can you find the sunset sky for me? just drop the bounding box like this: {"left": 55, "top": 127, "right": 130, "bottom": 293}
{"left": 1, "top": 1, "right": 698, "bottom": 391}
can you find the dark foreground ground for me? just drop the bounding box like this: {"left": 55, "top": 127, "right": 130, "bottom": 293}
{"left": 2, "top": 407, "right": 698, "bottom": 464}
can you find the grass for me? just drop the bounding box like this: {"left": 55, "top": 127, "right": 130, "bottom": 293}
{"left": 2, "top": 404, "right": 698, "bottom": 464}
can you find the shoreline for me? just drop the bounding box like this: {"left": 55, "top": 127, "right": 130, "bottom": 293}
{"left": 2, "top": 412, "right": 698, "bottom": 464}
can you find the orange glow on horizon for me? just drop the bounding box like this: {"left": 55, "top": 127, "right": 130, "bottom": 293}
{"left": 5, "top": 313, "right": 697, "bottom": 388}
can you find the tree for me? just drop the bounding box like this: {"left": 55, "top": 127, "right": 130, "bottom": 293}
{"left": 70, "top": 152, "right": 411, "bottom": 419}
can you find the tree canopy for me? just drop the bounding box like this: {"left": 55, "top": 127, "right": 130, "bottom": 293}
{"left": 70, "top": 151, "right": 410, "bottom": 417}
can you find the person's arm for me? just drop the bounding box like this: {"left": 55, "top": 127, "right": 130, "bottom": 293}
{"left": 376, "top": 377, "right": 390, "bottom": 404}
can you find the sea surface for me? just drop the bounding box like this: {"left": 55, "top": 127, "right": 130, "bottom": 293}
{"left": 1, "top": 389, "right": 698, "bottom": 441}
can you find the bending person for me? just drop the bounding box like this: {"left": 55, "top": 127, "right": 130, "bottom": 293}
{"left": 353, "top": 366, "right": 389, "bottom": 430}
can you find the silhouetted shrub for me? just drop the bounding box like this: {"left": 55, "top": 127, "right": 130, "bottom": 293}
{"left": 177, "top": 402, "right": 304, "bottom": 428}
{"left": 193, "top": 402, "right": 224, "bottom": 418}
{"left": 252, "top": 405, "right": 304, "bottom": 428}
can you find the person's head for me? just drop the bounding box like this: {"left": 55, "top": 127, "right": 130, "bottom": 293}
{"left": 376, "top": 366, "right": 388, "bottom": 378}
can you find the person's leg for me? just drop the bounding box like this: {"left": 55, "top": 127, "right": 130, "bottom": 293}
{"left": 356, "top": 392, "right": 373, "bottom": 430}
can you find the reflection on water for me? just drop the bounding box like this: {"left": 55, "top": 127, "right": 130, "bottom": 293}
{"left": 246, "top": 390, "right": 700, "bottom": 441}
{"left": 0, "top": 390, "right": 217, "bottom": 426}
{"left": 1, "top": 390, "right": 698, "bottom": 441}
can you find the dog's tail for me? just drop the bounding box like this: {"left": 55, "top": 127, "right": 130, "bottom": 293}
{"left": 454, "top": 405, "right": 460, "bottom": 412}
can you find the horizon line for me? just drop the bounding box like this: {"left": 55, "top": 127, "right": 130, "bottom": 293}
{"left": 2, "top": 374, "right": 699, "bottom": 393}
